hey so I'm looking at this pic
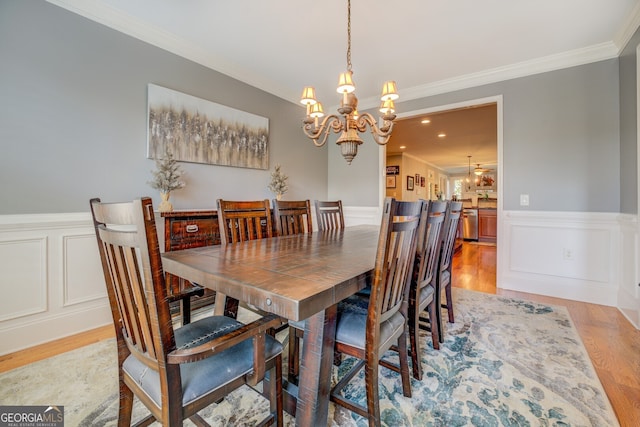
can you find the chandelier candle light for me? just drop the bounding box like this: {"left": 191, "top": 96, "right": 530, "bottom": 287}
{"left": 300, "top": 0, "right": 399, "bottom": 164}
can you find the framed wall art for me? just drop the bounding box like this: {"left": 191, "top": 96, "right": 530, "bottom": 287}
{"left": 386, "top": 175, "right": 396, "bottom": 188}
{"left": 147, "top": 84, "right": 269, "bottom": 170}
{"left": 407, "top": 175, "right": 414, "bottom": 191}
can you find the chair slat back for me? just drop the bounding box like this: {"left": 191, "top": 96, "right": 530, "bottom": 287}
{"left": 90, "top": 197, "right": 173, "bottom": 369}
{"left": 314, "top": 200, "right": 345, "bottom": 231}
{"left": 217, "top": 199, "right": 273, "bottom": 244}
{"left": 273, "top": 199, "right": 313, "bottom": 236}
{"left": 440, "top": 201, "right": 463, "bottom": 273}
{"left": 370, "top": 199, "right": 423, "bottom": 328}
{"left": 415, "top": 200, "right": 447, "bottom": 291}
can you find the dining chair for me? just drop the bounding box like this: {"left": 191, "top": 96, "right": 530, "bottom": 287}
{"left": 272, "top": 199, "right": 313, "bottom": 236}
{"left": 435, "top": 200, "right": 463, "bottom": 343}
{"left": 90, "top": 197, "right": 283, "bottom": 426}
{"left": 216, "top": 199, "right": 274, "bottom": 319}
{"left": 270, "top": 199, "right": 314, "bottom": 383}
{"left": 407, "top": 199, "right": 447, "bottom": 380}
{"left": 314, "top": 200, "right": 345, "bottom": 231}
{"left": 330, "top": 198, "right": 423, "bottom": 427}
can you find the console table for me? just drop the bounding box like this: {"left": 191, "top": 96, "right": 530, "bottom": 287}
{"left": 162, "top": 210, "right": 220, "bottom": 321}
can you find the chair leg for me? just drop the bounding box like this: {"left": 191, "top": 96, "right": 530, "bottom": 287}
{"left": 397, "top": 328, "right": 412, "bottom": 399}
{"left": 181, "top": 296, "right": 192, "bottom": 325}
{"left": 444, "top": 283, "right": 454, "bottom": 323}
{"left": 426, "top": 300, "right": 440, "bottom": 351}
{"left": 408, "top": 297, "right": 423, "bottom": 380}
{"left": 364, "top": 356, "right": 381, "bottom": 427}
{"left": 117, "top": 380, "right": 134, "bottom": 427}
{"left": 435, "top": 285, "right": 445, "bottom": 344}
{"left": 263, "top": 355, "right": 284, "bottom": 427}
{"left": 287, "top": 327, "right": 300, "bottom": 385}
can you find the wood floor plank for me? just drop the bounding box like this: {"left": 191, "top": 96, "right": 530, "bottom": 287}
{"left": 0, "top": 325, "right": 114, "bottom": 373}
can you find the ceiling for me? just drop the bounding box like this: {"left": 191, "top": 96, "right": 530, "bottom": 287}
{"left": 49, "top": 0, "right": 639, "bottom": 172}
{"left": 388, "top": 103, "right": 498, "bottom": 175}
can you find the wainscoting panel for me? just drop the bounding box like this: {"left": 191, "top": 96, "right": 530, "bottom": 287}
{"left": 617, "top": 214, "right": 640, "bottom": 328}
{"left": 1, "top": 207, "right": 637, "bottom": 354}
{"left": 343, "top": 205, "right": 381, "bottom": 227}
{"left": 500, "top": 211, "right": 621, "bottom": 308}
{"left": 508, "top": 224, "right": 610, "bottom": 282}
{"left": 62, "top": 233, "right": 107, "bottom": 307}
{"left": 0, "top": 214, "right": 111, "bottom": 355}
{"left": 0, "top": 236, "right": 48, "bottom": 322}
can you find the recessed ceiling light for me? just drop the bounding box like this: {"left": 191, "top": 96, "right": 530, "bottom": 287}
{"left": 399, "top": 145, "right": 406, "bottom": 149}
{"left": 438, "top": 133, "right": 446, "bottom": 138}
{"left": 421, "top": 119, "right": 431, "bottom": 124}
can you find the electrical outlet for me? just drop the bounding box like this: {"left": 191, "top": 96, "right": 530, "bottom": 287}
{"left": 520, "top": 194, "right": 529, "bottom": 206}
{"left": 562, "top": 248, "right": 573, "bottom": 260}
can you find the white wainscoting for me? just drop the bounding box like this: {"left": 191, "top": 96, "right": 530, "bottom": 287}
{"left": 499, "top": 210, "right": 639, "bottom": 328}
{"left": 343, "top": 205, "right": 382, "bottom": 227}
{"left": 0, "top": 213, "right": 111, "bottom": 355}
{"left": 1, "top": 208, "right": 637, "bottom": 355}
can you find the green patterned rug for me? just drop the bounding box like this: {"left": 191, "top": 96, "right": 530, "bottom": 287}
{"left": 0, "top": 289, "right": 618, "bottom": 426}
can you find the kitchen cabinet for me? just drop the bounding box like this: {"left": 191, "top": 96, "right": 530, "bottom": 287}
{"left": 478, "top": 209, "right": 497, "bottom": 243}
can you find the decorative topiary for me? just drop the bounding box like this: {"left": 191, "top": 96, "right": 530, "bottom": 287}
{"left": 268, "top": 164, "right": 288, "bottom": 200}
{"left": 148, "top": 147, "right": 185, "bottom": 193}
{"left": 148, "top": 147, "right": 185, "bottom": 211}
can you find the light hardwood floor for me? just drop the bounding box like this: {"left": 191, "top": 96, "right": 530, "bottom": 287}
{"left": 1, "top": 242, "right": 638, "bottom": 425}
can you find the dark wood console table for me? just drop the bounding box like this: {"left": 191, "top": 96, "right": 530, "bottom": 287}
{"left": 162, "top": 210, "right": 220, "bottom": 321}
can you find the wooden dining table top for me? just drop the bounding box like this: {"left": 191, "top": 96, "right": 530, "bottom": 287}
{"left": 161, "top": 224, "right": 380, "bottom": 322}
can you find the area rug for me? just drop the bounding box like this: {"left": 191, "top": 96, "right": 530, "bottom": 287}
{"left": 0, "top": 289, "right": 618, "bottom": 426}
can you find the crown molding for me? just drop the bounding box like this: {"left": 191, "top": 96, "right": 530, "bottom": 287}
{"left": 614, "top": 0, "right": 640, "bottom": 52}
{"left": 47, "top": 0, "right": 634, "bottom": 109}
{"left": 358, "top": 42, "right": 619, "bottom": 110}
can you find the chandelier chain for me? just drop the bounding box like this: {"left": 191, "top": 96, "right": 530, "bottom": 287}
{"left": 300, "top": 0, "right": 398, "bottom": 164}
{"left": 346, "top": 0, "right": 352, "bottom": 72}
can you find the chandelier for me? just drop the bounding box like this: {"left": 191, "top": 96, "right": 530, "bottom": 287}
{"left": 300, "top": 0, "right": 399, "bottom": 165}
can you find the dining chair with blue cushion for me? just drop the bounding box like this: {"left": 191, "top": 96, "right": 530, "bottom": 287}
{"left": 330, "top": 198, "right": 423, "bottom": 427}
{"left": 407, "top": 199, "right": 447, "bottom": 379}
{"left": 272, "top": 199, "right": 313, "bottom": 236}
{"left": 216, "top": 199, "right": 274, "bottom": 319}
{"left": 90, "top": 197, "right": 283, "bottom": 426}
{"left": 435, "top": 200, "right": 463, "bottom": 343}
{"left": 314, "top": 199, "right": 345, "bottom": 231}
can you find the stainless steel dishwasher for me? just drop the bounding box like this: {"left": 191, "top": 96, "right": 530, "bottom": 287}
{"left": 462, "top": 208, "right": 478, "bottom": 240}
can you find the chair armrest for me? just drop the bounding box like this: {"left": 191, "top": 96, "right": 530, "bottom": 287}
{"left": 166, "top": 314, "right": 283, "bottom": 365}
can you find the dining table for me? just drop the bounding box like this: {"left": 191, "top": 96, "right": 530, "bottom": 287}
{"left": 161, "top": 224, "right": 380, "bottom": 426}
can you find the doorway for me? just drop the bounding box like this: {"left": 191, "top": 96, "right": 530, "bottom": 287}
{"left": 381, "top": 95, "right": 503, "bottom": 286}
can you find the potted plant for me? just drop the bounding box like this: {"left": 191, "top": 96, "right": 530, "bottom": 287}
{"left": 268, "top": 164, "right": 288, "bottom": 200}
{"left": 148, "top": 147, "right": 185, "bottom": 212}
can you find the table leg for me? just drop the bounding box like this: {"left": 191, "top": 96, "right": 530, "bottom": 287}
{"left": 294, "top": 304, "right": 337, "bottom": 427}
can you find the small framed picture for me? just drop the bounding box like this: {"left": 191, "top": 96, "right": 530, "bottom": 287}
{"left": 386, "top": 175, "right": 396, "bottom": 188}
{"left": 407, "top": 176, "right": 414, "bottom": 191}
{"left": 415, "top": 174, "right": 420, "bottom": 183}
{"left": 420, "top": 177, "right": 425, "bottom": 187}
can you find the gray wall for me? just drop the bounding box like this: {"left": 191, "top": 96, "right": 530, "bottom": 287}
{"left": 619, "top": 27, "right": 640, "bottom": 214}
{"left": 1, "top": 1, "right": 633, "bottom": 215}
{"left": 0, "top": 1, "right": 327, "bottom": 215}
{"left": 338, "top": 60, "right": 622, "bottom": 212}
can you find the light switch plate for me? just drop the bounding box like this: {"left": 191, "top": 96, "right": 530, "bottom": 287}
{"left": 520, "top": 194, "right": 529, "bottom": 206}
